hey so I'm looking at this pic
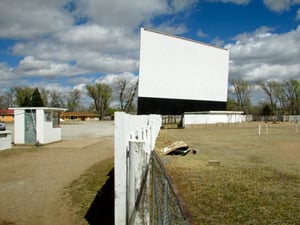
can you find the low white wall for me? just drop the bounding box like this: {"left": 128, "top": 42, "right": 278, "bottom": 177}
{"left": 114, "top": 112, "right": 162, "bottom": 225}
{"left": 14, "top": 109, "right": 25, "bottom": 144}
{"left": 42, "top": 121, "right": 62, "bottom": 144}
{"left": 0, "top": 131, "right": 12, "bottom": 150}
{"left": 184, "top": 113, "right": 247, "bottom": 126}
{"left": 283, "top": 115, "right": 300, "bottom": 122}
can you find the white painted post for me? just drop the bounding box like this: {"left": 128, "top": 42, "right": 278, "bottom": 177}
{"left": 114, "top": 112, "right": 162, "bottom": 225}
{"left": 114, "top": 112, "right": 128, "bottom": 225}
{"left": 258, "top": 124, "right": 261, "bottom": 136}
{"left": 128, "top": 141, "right": 151, "bottom": 225}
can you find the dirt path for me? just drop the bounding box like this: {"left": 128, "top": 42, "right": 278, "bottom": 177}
{"left": 0, "top": 137, "right": 114, "bottom": 225}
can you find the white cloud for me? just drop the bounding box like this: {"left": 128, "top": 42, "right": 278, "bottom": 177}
{"left": 150, "top": 22, "right": 188, "bottom": 35}
{"left": 96, "top": 72, "right": 138, "bottom": 86}
{"left": 0, "top": 63, "right": 12, "bottom": 79}
{"left": 75, "top": 0, "right": 169, "bottom": 28}
{"left": 0, "top": 0, "right": 205, "bottom": 92}
{"left": 56, "top": 25, "right": 139, "bottom": 53}
{"left": 78, "top": 54, "right": 138, "bottom": 73}
{"left": 297, "top": 8, "right": 300, "bottom": 20}
{"left": 14, "top": 56, "right": 85, "bottom": 76}
{"left": 247, "top": 64, "right": 300, "bottom": 80}
{"left": 263, "top": 0, "right": 292, "bottom": 12}
{"left": 226, "top": 25, "right": 300, "bottom": 82}
{"left": 196, "top": 29, "right": 208, "bottom": 38}
{"left": 73, "top": 83, "right": 87, "bottom": 91}
{"left": 171, "top": 0, "right": 198, "bottom": 12}
{"left": 263, "top": 0, "right": 300, "bottom": 12}
{"left": 211, "top": 37, "right": 225, "bottom": 47}
{"left": 207, "top": 0, "right": 250, "bottom": 5}
{"left": 12, "top": 25, "right": 140, "bottom": 74}
{"left": 0, "top": 0, "right": 73, "bottom": 39}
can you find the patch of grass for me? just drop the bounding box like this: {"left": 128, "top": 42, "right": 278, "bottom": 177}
{"left": 167, "top": 165, "right": 300, "bottom": 225}
{"left": 156, "top": 122, "right": 300, "bottom": 225}
{"left": 64, "top": 157, "right": 114, "bottom": 219}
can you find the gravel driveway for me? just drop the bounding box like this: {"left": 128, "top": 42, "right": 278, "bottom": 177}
{"left": 0, "top": 121, "right": 114, "bottom": 225}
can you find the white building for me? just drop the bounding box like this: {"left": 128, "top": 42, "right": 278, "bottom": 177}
{"left": 138, "top": 28, "right": 229, "bottom": 115}
{"left": 10, "top": 107, "right": 67, "bottom": 145}
{"left": 183, "top": 111, "right": 246, "bottom": 126}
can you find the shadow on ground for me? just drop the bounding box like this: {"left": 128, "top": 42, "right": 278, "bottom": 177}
{"left": 85, "top": 169, "right": 114, "bottom": 225}
{"left": 0, "top": 219, "right": 16, "bottom": 225}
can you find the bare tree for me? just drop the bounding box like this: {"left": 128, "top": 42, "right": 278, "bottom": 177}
{"left": 86, "top": 83, "right": 112, "bottom": 120}
{"left": 229, "top": 78, "right": 252, "bottom": 114}
{"left": 284, "top": 79, "right": 300, "bottom": 114}
{"left": 49, "top": 90, "right": 65, "bottom": 108}
{"left": 257, "top": 80, "right": 278, "bottom": 115}
{"left": 0, "top": 94, "right": 5, "bottom": 109}
{"left": 0, "top": 88, "right": 14, "bottom": 108}
{"left": 117, "top": 78, "right": 138, "bottom": 112}
{"left": 273, "top": 82, "right": 288, "bottom": 115}
{"left": 67, "top": 89, "right": 81, "bottom": 111}
{"left": 39, "top": 88, "right": 49, "bottom": 106}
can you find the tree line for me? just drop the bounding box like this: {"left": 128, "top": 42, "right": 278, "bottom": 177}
{"left": 0, "top": 78, "right": 138, "bottom": 120}
{"left": 228, "top": 78, "right": 300, "bottom": 117}
{"left": 1, "top": 78, "right": 299, "bottom": 119}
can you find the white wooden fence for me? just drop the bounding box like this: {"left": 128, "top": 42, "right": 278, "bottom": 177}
{"left": 114, "top": 112, "right": 162, "bottom": 225}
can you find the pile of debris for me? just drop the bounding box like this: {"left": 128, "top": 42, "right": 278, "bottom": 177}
{"left": 160, "top": 141, "right": 221, "bottom": 166}
{"left": 162, "top": 141, "right": 190, "bottom": 156}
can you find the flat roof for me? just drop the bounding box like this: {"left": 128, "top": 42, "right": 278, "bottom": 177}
{"left": 9, "top": 107, "right": 68, "bottom": 111}
{"left": 184, "top": 111, "right": 244, "bottom": 115}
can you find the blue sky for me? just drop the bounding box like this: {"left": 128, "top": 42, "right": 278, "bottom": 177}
{"left": 0, "top": 0, "right": 300, "bottom": 104}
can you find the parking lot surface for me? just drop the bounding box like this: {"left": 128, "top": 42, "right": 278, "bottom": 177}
{"left": 0, "top": 120, "right": 114, "bottom": 225}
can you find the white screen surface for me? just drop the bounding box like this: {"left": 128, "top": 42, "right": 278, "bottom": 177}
{"left": 138, "top": 28, "right": 229, "bottom": 102}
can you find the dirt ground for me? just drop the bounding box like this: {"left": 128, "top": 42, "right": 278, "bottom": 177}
{"left": 0, "top": 121, "right": 114, "bottom": 225}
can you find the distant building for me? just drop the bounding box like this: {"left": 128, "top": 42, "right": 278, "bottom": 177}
{"left": 61, "top": 112, "right": 99, "bottom": 121}
{"left": 0, "top": 109, "right": 14, "bottom": 122}
{"left": 138, "top": 28, "right": 229, "bottom": 115}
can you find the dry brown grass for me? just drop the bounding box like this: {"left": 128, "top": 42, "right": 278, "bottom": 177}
{"left": 155, "top": 122, "right": 300, "bottom": 225}
{"left": 64, "top": 157, "right": 114, "bottom": 222}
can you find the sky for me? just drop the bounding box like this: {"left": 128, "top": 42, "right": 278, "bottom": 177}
{"left": 0, "top": 0, "right": 300, "bottom": 105}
